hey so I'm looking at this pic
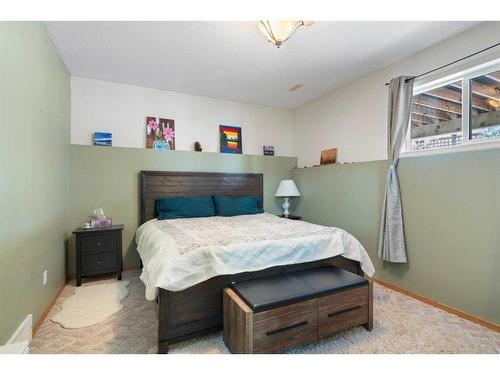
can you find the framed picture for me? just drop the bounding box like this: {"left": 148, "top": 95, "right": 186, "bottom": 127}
{"left": 93, "top": 132, "right": 112, "bottom": 146}
{"left": 320, "top": 148, "right": 337, "bottom": 165}
{"left": 219, "top": 125, "right": 242, "bottom": 154}
{"left": 146, "top": 117, "right": 175, "bottom": 150}
{"left": 263, "top": 145, "right": 274, "bottom": 156}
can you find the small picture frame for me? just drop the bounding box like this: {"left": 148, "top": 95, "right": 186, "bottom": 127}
{"left": 219, "top": 125, "right": 242, "bottom": 154}
{"left": 146, "top": 117, "right": 175, "bottom": 150}
{"left": 263, "top": 145, "right": 275, "bottom": 156}
{"left": 93, "top": 132, "right": 112, "bottom": 147}
{"left": 320, "top": 148, "right": 337, "bottom": 165}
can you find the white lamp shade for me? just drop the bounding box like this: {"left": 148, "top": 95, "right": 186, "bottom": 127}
{"left": 274, "top": 180, "right": 301, "bottom": 197}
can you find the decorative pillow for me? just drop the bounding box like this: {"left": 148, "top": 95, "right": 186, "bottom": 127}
{"left": 155, "top": 196, "right": 215, "bottom": 220}
{"left": 213, "top": 195, "right": 263, "bottom": 217}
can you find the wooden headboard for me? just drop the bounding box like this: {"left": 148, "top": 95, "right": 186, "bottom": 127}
{"left": 139, "top": 171, "right": 264, "bottom": 224}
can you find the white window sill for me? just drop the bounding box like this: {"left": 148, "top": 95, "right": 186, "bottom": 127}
{"left": 400, "top": 138, "right": 500, "bottom": 158}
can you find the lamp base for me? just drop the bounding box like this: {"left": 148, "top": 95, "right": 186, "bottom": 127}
{"left": 282, "top": 197, "right": 290, "bottom": 217}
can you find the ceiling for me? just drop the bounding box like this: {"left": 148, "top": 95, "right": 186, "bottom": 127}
{"left": 46, "top": 21, "right": 480, "bottom": 109}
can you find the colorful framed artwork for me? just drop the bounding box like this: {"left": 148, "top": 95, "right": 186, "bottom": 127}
{"left": 146, "top": 117, "right": 175, "bottom": 150}
{"left": 93, "top": 132, "right": 112, "bottom": 146}
{"left": 219, "top": 125, "right": 242, "bottom": 154}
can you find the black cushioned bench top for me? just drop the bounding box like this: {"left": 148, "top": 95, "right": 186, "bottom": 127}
{"left": 231, "top": 266, "right": 368, "bottom": 313}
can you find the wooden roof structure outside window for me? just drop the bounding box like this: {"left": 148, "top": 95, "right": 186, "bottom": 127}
{"left": 408, "top": 66, "right": 500, "bottom": 151}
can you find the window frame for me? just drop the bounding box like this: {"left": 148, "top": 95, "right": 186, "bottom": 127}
{"left": 401, "top": 58, "right": 500, "bottom": 157}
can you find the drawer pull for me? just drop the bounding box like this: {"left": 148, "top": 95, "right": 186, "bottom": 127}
{"left": 97, "top": 259, "right": 102, "bottom": 264}
{"left": 97, "top": 241, "right": 101, "bottom": 246}
{"left": 328, "top": 305, "right": 362, "bottom": 318}
{"left": 265, "top": 320, "right": 308, "bottom": 336}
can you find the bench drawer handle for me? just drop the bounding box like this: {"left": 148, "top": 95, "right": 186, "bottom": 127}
{"left": 97, "top": 259, "right": 102, "bottom": 264}
{"left": 328, "top": 305, "right": 362, "bottom": 318}
{"left": 265, "top": 320, "right": 308, "bottom": 336}
{"left": 97, "top": 241, "right": 101, "bottom": 246}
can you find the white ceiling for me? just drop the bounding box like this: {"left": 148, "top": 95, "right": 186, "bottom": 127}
{"left": 46, "top": 21, "right": 479, "bottom": 109}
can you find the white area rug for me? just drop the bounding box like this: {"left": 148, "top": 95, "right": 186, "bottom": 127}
{"left": 51, "top": 280, "right": 129, "bottom": 329}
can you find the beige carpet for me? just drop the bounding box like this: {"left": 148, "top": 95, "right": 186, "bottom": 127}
{"left": 30, "top": 270, "right": 500, "bottom": 354}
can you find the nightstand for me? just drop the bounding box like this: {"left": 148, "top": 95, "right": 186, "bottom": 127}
{"left": 73, "top": 224, "right": 124, "bottom": 286}
{"left": 277, "top": 214, "right": 302, "bottom": 220}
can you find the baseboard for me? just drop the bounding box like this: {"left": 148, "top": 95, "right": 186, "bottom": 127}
{"left": 33, "top": 283, "right": 66, "bottom": 336}
{"left": 369, "top": 277, "right": 500, "bottom": 333}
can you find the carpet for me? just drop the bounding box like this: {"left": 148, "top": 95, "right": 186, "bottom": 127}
{"left": 51, "top": 280, "right": 129, "bottom": 329}
{"left": 30, "top": 271, "right": 499, "bottom": 354}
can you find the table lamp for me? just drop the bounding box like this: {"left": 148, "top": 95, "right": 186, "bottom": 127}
{"left": 274, "top": 180, "right": 301, "bottom": 218}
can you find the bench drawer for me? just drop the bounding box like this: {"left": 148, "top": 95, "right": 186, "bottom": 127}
{"left": 253, "top": 299, "right": 317, "bottom": 354}
{"left": 81, "top": 234, "right": 116, "bottom": 255}
{"left": 317, "top": 285, "right": 369, "bottom": 339}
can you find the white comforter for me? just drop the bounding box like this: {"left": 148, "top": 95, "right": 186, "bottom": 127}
{"left": 136, "top": 213, "right": 375, "bottom": 300}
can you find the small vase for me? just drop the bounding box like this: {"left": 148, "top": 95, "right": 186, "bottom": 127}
{"left": 153, "top": 140, "right": 168, "bottom": 150}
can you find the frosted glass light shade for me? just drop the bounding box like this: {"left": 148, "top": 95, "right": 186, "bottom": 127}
{"left": 258, "top": 21, "right": 313, "bottom": 47}
{"left": 274, "top": 180, "right": 301, "bottom": 197}
{"left": 259, "top": 21, "right": 297, "bottom": 43}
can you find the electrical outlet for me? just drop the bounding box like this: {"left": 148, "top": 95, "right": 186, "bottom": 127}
{"left": 43, "top": 270, "right": 48, "bottom": 286}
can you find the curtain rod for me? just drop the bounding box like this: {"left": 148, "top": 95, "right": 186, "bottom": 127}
{"left": 384, "top": 41, "right": 500, "bottom": 86}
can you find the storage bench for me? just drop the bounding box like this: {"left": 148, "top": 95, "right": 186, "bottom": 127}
{"left": 223, "top": 266, "right": 373, "bottom": 354}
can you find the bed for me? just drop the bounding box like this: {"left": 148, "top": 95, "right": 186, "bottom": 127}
{"left": 137, "top": 171, "right": 374, "bottom": 353}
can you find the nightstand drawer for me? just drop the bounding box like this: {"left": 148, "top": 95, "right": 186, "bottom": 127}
{"left": 81, "top": 234, "right": 116, "bottom": 255}
{"left": 81, "top": 252, "right": 116, "bottom": 274}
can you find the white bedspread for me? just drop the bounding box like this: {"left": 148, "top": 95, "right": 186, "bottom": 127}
{"left": 136, "top": 213, "right": 375, "bottom": 300}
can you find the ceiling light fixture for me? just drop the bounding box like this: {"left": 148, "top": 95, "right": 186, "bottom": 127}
{"left": 258, "top": 21, "right": 313, "bottom": 48}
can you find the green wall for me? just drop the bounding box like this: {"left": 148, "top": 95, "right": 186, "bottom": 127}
{"left": 68, "top": 145, "right": 297, "bottom": 275}
{"left": 0, "top": 23, "right": 70, "bottom": 343}
{"left": 292, "top": 149, "right": 500, "bottom": 325}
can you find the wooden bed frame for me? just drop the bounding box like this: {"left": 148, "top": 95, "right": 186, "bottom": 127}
{"left": 139, "top": 170, "right": 363, "bottom": 353}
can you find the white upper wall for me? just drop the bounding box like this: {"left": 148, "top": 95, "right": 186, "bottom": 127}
{"left": 71, "top": 23, "right": 500, "bottom": 164}
{"left": 292, "top": 22, "right": 500, "bottom": 167}
{"left": 71, "top": 76, "right": 294, "bottom": 156}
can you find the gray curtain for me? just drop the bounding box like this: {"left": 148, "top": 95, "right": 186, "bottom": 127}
{"left": 378, "top": 76, "right": 414, "bottom": 263}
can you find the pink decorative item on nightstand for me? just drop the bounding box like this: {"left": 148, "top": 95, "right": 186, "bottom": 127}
{"left": 90, "top": 216, "right": 112, "bottom": 228}
{"left": 89, "top": 208, "right": 112, "bottom": 228}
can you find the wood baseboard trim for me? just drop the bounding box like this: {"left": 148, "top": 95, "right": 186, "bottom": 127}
{"left": 369, "top": 277, "right": 500, "bottom": 333}
{"left": 33, "top": 283, "right": 66, "bottom": 336}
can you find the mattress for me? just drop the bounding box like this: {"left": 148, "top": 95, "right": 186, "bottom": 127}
{"left": 136, "top": 213, "right": 375, "bottom": 300}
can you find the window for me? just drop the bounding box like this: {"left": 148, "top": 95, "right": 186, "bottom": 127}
{"left": 405, "top": 61, "right": 500, "bottom": 153}
{"left": 469, "top": 70, "right": 500, "bottom": 140}
{"left": 410, "top": 81, "right": 463, "bottom": 151}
